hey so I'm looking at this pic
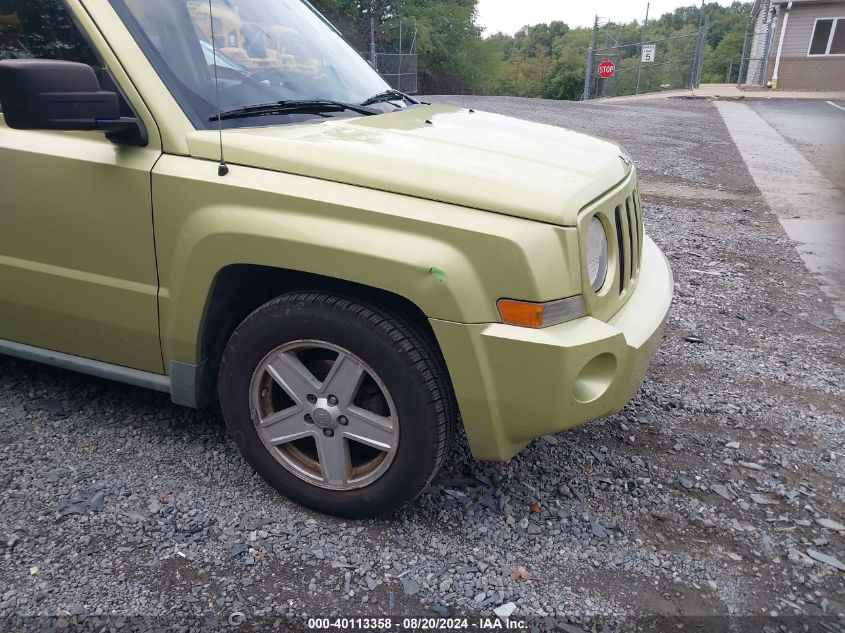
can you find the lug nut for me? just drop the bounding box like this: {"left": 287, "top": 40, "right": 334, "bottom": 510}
{"left": 307, "top": 394, "right": 317, "bottom": 404}
{"left": 304, "top": 414, "right": 313, "bottom": 424}
{"left": 338, "top": 416, "right": 348, "bottom": 426}
{"left": 327, "top": 395, "right": 338, "bottom": 406}
{"left": 323, "top": 429, "right": 334, "bottom": 437}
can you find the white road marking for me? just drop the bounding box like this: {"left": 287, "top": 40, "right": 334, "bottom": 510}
{"left": 827, "top": 100, "right": 845, "bottom": 112}
{"left": 715, "top": 101, "right": 845, "bottom": 322}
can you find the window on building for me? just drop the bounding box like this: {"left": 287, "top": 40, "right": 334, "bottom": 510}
{"left": 831, "top": 19, "right": 845, "bottom": 54}
{"left": 809, "top": 17, "right": 845, "bottom": 56}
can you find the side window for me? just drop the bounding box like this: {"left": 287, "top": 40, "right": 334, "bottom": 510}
{"left": 0, "top": 0, "right": 98, "bottom": 64}
{"left": 0, "top": 0, "right": 111, "bottom": 113}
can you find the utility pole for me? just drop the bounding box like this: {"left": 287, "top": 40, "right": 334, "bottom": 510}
{"left": 370, "top": 14, "right": 377, "bottom": 70}
{"left": 691, "top": 0, "right": 705, "bottom": 88}
{"left": 635, "top": 3, "right": 650, "bottom": 96}
{"left": 583, "top": 14, "right": 599, "bottom": 100}
{"left": 398, "top": 17, "right": 403, "bottom": 91}
{"left": 727, "top": 58, "right": 733, "bottom": 83}
{"left": 696, "top": 14, "right": 710, "bottom": 86}
{"left": 583, "top": 47, "right": 594, "bottom": 101}
{"left": 737, "top": 13, "right": 751, "bottom": 86}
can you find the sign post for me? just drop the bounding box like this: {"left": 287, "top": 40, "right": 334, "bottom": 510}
{"left": 583, "top": 47, "right": 594, "bottom": 100}
{"left": 635, "top": 2, "right": 651, "bottom": 95}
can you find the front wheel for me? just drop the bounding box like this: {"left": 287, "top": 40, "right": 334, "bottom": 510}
{"left": 218, "top": 292, "right": 455, "bottom": 518}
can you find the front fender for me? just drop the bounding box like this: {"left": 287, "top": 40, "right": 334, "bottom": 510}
{"left": 151, "top": 155, "right": 582, "bottom": 365}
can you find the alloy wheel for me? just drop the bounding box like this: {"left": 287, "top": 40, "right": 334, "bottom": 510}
{"left": 248, "top": 340, "right": 399, "bottom": 490}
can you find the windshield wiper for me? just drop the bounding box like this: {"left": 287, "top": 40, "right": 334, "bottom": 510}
{"left": 360, "top": 89, "right": 419, "bottom": 107}
{"left": 211, "top": 99, "right": 379, "bottom": 121}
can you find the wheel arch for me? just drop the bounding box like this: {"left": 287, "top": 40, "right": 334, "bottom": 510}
{"left": 179, "top": 264, "right": 451, "bottom": 409}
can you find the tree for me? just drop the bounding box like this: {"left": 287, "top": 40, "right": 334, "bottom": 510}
{"left": 311, "top": 0, "right": 752, "bottom": 99}
{"left": 1, "top": 0, "right": 98, "bottom": 64}
{"left": 313, "top": 0, "right": 488, "bottom": 93}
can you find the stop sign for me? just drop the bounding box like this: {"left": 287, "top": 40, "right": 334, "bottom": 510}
{"left": 597, "top": 60, "right": 616, "bottom": 79}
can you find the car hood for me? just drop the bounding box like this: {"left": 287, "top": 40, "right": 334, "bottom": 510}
{"left": 186, "top": 104, "right": 632, "bottom": 227}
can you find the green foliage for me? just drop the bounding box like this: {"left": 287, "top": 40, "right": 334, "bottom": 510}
{"left": 310, "top": 0, "right": 752, "bottom": 98}
{"left": 314, "top": 0, "right": 493, "bottom": 93}
{"left": 0, "top": 0, "right": 98, "bottom": 63}
{"left": 400, "top": 1, "right": 494, "bottom": 94}
{"left": 701, "top": 2, "right": 750, "bottom": 82}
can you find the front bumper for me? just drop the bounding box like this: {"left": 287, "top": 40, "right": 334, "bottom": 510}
{"left": 430, "top": 235, "right": 673, "bottom": 461}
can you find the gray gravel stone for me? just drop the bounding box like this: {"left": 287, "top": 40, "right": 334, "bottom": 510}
{"left": 816, "top": 518, "right": 844, "bottom": 531}
{"left": 0, "top": 95, "right": 842, "bottom": 628}
{"left": 401, "top": 578, "right": 421, "bottom": 596}
{"left": 710, "top": 484, "right": 735, "bottom": 501}
{"left": 806, "top": 550, "right": 845, "bottom": 572}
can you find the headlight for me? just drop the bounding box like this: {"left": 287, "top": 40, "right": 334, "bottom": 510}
{"left": 586, "top": 217, "right": 608, "bottom": 292}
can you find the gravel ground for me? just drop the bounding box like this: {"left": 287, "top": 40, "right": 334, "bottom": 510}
{"left": 1, "top": 96, "right": 844, "bottom": 632}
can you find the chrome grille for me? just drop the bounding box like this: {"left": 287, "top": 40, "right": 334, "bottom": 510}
{"left": 579, "top": 175, "right": 644, "bottom": 323}
{"left": 611, "top": 190, "right": 643, "bottom": 295}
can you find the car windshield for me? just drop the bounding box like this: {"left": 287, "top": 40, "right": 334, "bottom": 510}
{"left": 111, "top": 0, "right": 391, "bottom": 128}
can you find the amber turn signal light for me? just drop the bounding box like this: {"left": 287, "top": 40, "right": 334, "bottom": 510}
{"left": 497, "top": 300, "right": 546, "bottom": 328}
{"left": 497, "top": 296, "right": 588, "bottom": 329}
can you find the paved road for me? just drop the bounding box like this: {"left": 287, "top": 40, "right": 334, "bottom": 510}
{"left": 748, "top": 99, "right": 845, "bottom": 193}
{"left": 717, "top": 99, "right": 845, "bottom": 321}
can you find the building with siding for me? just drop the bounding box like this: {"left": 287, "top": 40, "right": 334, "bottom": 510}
{"left": 746, "top": 0, "right": 845, "bottom": 90}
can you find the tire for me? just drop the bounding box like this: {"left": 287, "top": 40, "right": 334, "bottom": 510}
{"left": 218, "top": 291, "right": 455, "bottom": 518}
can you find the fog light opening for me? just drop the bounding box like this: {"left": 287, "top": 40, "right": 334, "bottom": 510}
{"left": 573, "top": 353, "right": 617, "bottom": 403}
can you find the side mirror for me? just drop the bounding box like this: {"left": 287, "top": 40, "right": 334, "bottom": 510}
{"left": 0, "top": 59, "right": 139, "bottom": 134}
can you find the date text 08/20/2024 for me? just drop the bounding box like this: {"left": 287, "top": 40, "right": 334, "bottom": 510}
{"left": 306, "top": 617, "right": 526, "bottom": 630}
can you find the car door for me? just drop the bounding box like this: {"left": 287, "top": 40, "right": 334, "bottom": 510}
{"left": 0, "top": 0, "right": 163, "bottom": 372}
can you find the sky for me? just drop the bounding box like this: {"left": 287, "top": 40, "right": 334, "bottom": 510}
{"left": 476, "top": 0, "right": 733, "bottom": 35}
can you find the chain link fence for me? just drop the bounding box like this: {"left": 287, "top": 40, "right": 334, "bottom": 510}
{"left": 586, "top": 32, "right": 704, "bottom": 99}
{"left": 584, "top": 32, "right": 706, "bottom": 99}
{"left": 583, "top": 16, "right": 709, "bottom": 99}
{"left": 349, "top": 17, "right": 418, "bottom": 94}
{"left": 370, "top": 52, "right": 417, "bottom": 94}
{"left": 736, "top": 9, "right": 775, "bottom": 87}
